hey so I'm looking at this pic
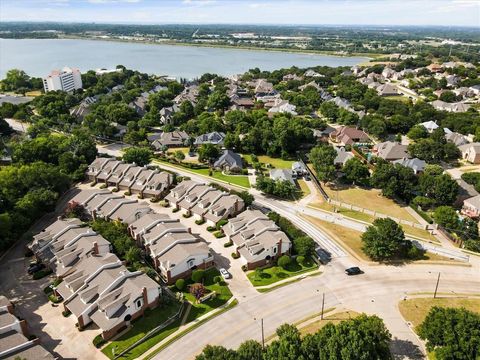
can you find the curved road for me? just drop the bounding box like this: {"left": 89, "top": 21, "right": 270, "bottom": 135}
{"left": 154, "top": 259, "right": 480, "bottom": 360}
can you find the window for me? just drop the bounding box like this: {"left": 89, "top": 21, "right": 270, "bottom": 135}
{"left": 273, "top": 247, "right": 277, "bottom": 254}
{"left": 136, "top": 299, "right": 142, "bottom": 309}
{"left": 187, "top": 259, "right": 195, "bottom": 268}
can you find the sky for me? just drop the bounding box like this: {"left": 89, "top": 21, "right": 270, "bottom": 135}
{"left": 0, "top": 0, "right": 479, "bottom": 27}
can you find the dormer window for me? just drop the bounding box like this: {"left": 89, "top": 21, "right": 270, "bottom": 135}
{"left": 136, "top": 299, "right": 143, "bottom": 309}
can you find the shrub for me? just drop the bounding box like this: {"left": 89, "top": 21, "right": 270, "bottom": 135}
{"left": 99, "top": 184, "right": 107, "bottom": 189}
{"left": 241, "top": 265, "right": 247, "bottom": 272}
{"left": 207, "top": 226, "right": 216, "bottom": 232}
{"left": 93, "top": 335, "right": 106, "bottom": 349}
{"left": 138, "top": 194, "right": 144, "bottom": 199}
{"left": 195, "top": 219, "right": 206, "bottom": 225}
{"left": 175, "top": 278, "right": 185, "bottom": 291}
{"left": 111, "top": 187, "right": 119, "bottom": 193}
{"left": 407, "top": 246, "right": 425, "bottom": 260}
{"left": 172, "top": 208, "right": 179, "bottom": 213}
{"left": 231, "top": 252, "right": 240, "bottom": 259}
{"left": 48, "top": 294, "right": 61, "bottom": 303}
{"left": 124, "top": 191, "right": 131, "bottom": 196}
{"left": 191, "top": 269, "right": 205, "bottom": 283}
{"left": 412, "top": 196, "right": 436, "bottom": 211}
{"left": 278, "top": 255, "right": 291, "bottom": 269}
{"left": 214, "top": 231, "right": 225, "bottom": 238}
{"left": 33, "top": 269, "right": 52, "bottom": 280}
{"left": 213, "top": 276, "right": 222, "bottom": 284}
{"left": 216, "top": 219, "right": 228, "bottom": 230}
{"left": 62, "top": 310, "right": 71, "bottom": 317}
{"left": 296, "top": 255, "right": 305, "bottom": 264}
{"left": 224, "top": 240, "right": 233, "bottom": 247}
{"left": 150, "top": 197, "right": 160, "bottom": 203}
{"left": 183, "top": 213, "right": 192, "bottom": 218}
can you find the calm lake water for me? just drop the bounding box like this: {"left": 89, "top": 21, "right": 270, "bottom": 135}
{"left": 0, "top": 38, "right": 367, "bottom": 79}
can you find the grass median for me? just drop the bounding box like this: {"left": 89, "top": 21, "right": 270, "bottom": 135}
{"left": 247, "top": 257, "right": 318, "bottom": 287}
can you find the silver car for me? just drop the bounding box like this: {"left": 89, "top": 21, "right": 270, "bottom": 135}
{"left": 219, "top": 268, "right": 231, "bottom": 279}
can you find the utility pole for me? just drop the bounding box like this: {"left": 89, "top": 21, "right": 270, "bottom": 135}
{"left": 434, "top": 272, "right": 441, "bottom": 299}
{"left": 321, "top": 292, "right": 325, "bottom": 320}
{"left": 261, "top": 318, "right": 265, "bottom": 349}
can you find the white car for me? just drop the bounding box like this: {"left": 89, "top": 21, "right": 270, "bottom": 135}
{"left": 219, "top": 268, "right": 231, "bottom": 279}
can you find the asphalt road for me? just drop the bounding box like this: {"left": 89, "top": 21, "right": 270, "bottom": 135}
{"left": 154, "top": 259, "right": 480, "bottom": 360}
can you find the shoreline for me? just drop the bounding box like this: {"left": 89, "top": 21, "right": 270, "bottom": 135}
{"left": 6, "top": 35, "right": 377, "bottom": 61}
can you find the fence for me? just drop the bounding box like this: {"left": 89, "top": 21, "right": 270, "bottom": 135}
{"left": 326, "top": 198, "right": 428, "bottom": 230}
{"left": 299, "top": 157, "right": 329, "bottom": 201}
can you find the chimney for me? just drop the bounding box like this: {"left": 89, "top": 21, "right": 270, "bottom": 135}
{"left": 93, "top": 242, "right": 99, "bottom": 255}
{"left": 92, "top": 209, "right": 97, "bottom": 220}
{"left": 142, "top": 287, "right": 148, "bottom": 309}
{"left": 187, "top": 227, "right": 192, "bottom": 234}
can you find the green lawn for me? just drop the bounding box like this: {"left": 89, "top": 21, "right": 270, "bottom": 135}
{"left": 193, "top": 168, "right": 250, "bottom": 188}
{"left": 242, "top": 154, "right": 295, "bottom": 169}
{"left": 153, "top": 160, "right": 250, "bottom": 188}
{"left": 247, "top": 258, "right": 318, "bottom": 287}
{"left": 102, "top": 301, "right": 182, "bottom": 360}
{"left": 173, "top": 268, "right": 233, "bottom": 322}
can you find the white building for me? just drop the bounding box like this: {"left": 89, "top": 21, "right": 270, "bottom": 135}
{"left": 43, "top": 67, "right": 83, "bottom": 92}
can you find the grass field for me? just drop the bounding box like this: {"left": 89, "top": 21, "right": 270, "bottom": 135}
{"left": 102, "top": 301, "right": 182, "bottom": 360}
{"left": 304, "top": 215, "right": 461, "bottom": 264}
{"left": 166, "top": 147, "right": 199, "bottom": 163}
{"left": 321, "top": 185, "right": 418, "bottom": 223}
{"left": 298, "top": 311, "right": 360, "bottom": 335}
{"left": 398, "top": 297, "right": 480, "bottom": 329}
{"left": 247, "top": 258, "right": 318, "bottom": 287}
{"left": 173, "top": 268, "right": 233, "bottom": 323}
{"left": 309, "top": 195, "right": 437, "bottom": 242}
{"left": 242, "top": 154, "right": 295, "bottom": 169}
{"left": 154, "top": 160, "right": 250, "bottom": 188}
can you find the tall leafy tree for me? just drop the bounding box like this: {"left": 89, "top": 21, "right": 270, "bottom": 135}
{"left": 309, "top": 144, "right": 337, "bottom": 183}
{"left": 361, "top": 218, "right": 412, "bottom": 261}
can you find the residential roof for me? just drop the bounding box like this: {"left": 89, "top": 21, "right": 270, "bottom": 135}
{"left": 194, "top": 132, "right": 226, "bottom": 145}
{"left": 214, "top": 150, "right": 243, "bottom": 169}
{"left": 374, "top": 141, "right": 410, "bottom": 161}
{"left": 334, "top": 147, "right": 354, "bottom": 166}
{"left": 464, "top": 195, "right": 480, "bottom": 210}
{"left": 392, "top": 158, "right": 427, "bottom": 173}
{"left": 152, "top": 131, "right": 189, "bottom": 148}
{"left": 269, "top": 169, "right": 295, "bottom": 185}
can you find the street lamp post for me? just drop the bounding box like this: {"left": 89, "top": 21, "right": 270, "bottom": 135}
{"left": 254, "top": 317, "right": 265, "bottom": 348}
{"left": 321, "top": 292, "right": 325, "bottom": 320}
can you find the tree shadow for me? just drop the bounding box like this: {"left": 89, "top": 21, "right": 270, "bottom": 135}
{"left": 390, "top": 337, "right": 424, "bottom": 360}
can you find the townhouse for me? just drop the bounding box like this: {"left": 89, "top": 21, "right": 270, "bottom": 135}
{"left": 0, "top": 296, "right": 54, "bottom": 360}
{"left": 128, "top": 213, "right": 214, "bottom": 284}
{"left": 223, "top": 209, "right": 291, "bottom": 270}
{"left": 55, "top": 253, "right": 160, "bottom": 340}
{"left": 165, "top": 180, "right": 244, "bottom": 226}
{"left": 87, "top": 158, "right": 173, "bottom": 198}
{"left": 29, "top": 218, "right": 112, "bottom": 277}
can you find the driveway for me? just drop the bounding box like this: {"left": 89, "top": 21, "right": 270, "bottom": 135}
{"left": 0, "top": 225, "right": 103, "bottom": 360}
{"left": 0, "top": 187, "right": 105, "bottom": 360}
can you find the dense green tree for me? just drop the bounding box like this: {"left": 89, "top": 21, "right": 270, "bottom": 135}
{"left": 407, "top": 125, "right": 429, "bottom": 141}
{"left": 309, "top": 144, "right": 337, "bottom": 183}
{"left": 277, "top": 255, "right": 291, "bottom": 269}
{"left": 342, "top": 157, "right": 370, "bottom": 184}
{"left": 370, "top": 162, "right": 417, "bottom": 201}
{"left": 122, "top": 147, "right": 152, "bottom": 166}
{"left": 195, "top": 345, "right": 238, "bottom": 360}
{"left": 198, "top": 143, "right": 220, "bottom": 163}
{"left": 236, "top": 340, "right": 263, "bottom": 360}
{"left": 361, "top": 218, "right": 412, "bottom": 261}
{"left": 293, "top": 236, "right": 316, "bottom": 257}
{"left": 433, "top": 206, "right": 459, "bottom": 231}
{"left": 418, "top": 307, "right": 480, "bottom": 360}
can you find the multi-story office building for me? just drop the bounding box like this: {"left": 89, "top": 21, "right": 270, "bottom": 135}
{"left": 43, "top": 67, "right": 82, "bottom": 92}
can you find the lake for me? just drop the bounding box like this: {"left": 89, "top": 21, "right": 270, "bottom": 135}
{"left": 0, "top": 38, "right": 367, "bottom": 79}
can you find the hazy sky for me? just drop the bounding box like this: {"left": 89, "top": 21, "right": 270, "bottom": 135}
{"left": 0, "top": 0, "right": 479, "bottom": 27}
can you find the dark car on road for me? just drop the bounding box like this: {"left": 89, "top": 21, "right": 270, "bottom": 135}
{"left": 315, "top": 247, "right": 332, "bottom": 264}
{"left": 345, "top": 266, "right": 362, "bottom": 276}
{"left": 27, "top": 263, "right": 45, "bottom": 275}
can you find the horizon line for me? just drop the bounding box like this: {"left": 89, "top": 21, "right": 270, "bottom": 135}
{"left": 2, "top": 20, "right": 479, "bottom": 29}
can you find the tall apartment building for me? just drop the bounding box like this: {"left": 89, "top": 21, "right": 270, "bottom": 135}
{"left": 43, "top": 66, "right": 83, "bottom": 92}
